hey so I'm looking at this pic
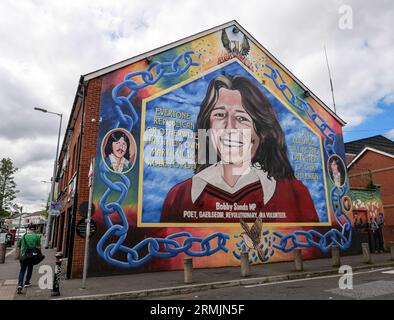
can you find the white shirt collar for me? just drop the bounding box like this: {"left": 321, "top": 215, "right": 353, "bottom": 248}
{"left": 191, "top": 163, "right": 276, "bottom": 205}
{"left": 109, "top": 153, "right": 129, "bottom": 173}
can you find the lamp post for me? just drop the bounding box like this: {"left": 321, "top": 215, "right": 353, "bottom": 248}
{"left": 12, "top": 204, "right": 23, "bottom": 235}
{"left": 34, "top": 107, "right": 63, "bottom": 249}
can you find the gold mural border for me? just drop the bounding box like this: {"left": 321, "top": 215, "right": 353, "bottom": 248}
{"left": 137, "top": 58, "right": 332, "bottom": 228}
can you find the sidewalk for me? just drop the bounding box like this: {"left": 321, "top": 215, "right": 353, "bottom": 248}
{"left": 0, "top": 245, "right": 57, "bottom": 300}
{"left": 0, "top": 246, "right": 19, "bottom": 300}
{"left": 5, "top": 249, "right": 393, "bottom": 300}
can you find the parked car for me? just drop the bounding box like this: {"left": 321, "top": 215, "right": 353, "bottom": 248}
{"left": 15, "top": 227, "right": 27, "bottom": 240}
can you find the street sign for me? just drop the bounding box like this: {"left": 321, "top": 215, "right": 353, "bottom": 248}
{"left": 0, "top": 233, "right": 6, "bottom": 244}
{"left": 49, "top": 201, "right": 61, "bottom": 216}
{"left": 76, "top": 219, "right": 97, "bottom": 239}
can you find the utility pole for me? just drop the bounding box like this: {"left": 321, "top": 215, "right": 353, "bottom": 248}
{"left": 34, "top": 107, "right": 63, "bottom": 249}
{"left": 324, "top": 46, "right": 337, "bottom": 114}
{"left": 18, "top": 206, "right": 23, "bottom": 230}
{"left": 81, "top": 158, "right": 95, "bottom": 289}
{"left": 12, "top": 204, "right": 23, "bottom": 235}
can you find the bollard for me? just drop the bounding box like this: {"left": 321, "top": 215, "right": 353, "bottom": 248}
{"left": 390, "top": 242, "right": 394, "bottom": 261}
{"left": 361, "top": 243, "right": 372, "bottom": 264}
{"left": 240, "top": 252, "right": 250, "bottom": 277}
{"left": 183, "top": 257, "right": 193, "bottom": 284}
{"left": 61, "top": 258, "right": 68, "bottom": 281}
{"left": 51, "top": 252, "right": 63, "bottom": 296}
{"left": 331, "top": 245, "right": 341, "bottom": 267}
{"left": 0, "top": 243, "right": 6, "bottom": 264}
{"left": 294, "top": 248, "right": 303, "bottom": 271}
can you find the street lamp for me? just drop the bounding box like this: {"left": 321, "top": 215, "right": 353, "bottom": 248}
{"left": 12, "top": 204, "right": 23, "bottom": 234}
{"left": 34, "top": 107, "right": 63, "bottom": 249}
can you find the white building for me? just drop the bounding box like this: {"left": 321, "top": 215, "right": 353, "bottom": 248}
{"left": 5, "top": 211, "right": 47, "bottom": 232}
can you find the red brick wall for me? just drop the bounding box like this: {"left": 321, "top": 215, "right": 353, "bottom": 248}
{"left": 71, "top": 78, "right": 101, "bottom": 277}
{"left": 345, "top": 153, "right": 356, "bottom": 166}
{"left": 348, "top": 150, "right": 394, "bottom": 246}
{"left": 55, "top": 98, "right": 83, "bottom": 255}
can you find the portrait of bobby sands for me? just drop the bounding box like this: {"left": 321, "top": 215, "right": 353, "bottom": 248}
{"left": 160, "top": 74, "right": 319, "bottom": 223}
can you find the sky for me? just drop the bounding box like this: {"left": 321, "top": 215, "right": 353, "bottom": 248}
{"left": 0, "top": 0, "right": 393, "bottom": 213}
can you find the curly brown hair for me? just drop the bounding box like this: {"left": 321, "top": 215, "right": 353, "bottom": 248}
{"left": 195, "top": 74, "right": 295, "bottom": 180}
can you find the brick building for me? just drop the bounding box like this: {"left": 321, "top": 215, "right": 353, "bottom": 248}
{"left": 346, "top": 135, "right": 394, "bottom": 247}
{"left": 51, "top": 77, "right": 101, "bottom": 278}
{"left": 51, "top": 21, "right": 352, "bottom": 278}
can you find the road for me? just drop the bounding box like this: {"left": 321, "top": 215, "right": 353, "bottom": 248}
{"left": 140, "top": 267, "right": 394, "bottom": 300}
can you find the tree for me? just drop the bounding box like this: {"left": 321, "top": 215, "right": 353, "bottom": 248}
{"left": 366, "top": 170, "right": 377, "bottom": 189}
{"left": 40, "top": 192, "right": 50, "bottom": 219}
{"left": 0, "top": 158, "right": 19, "bottom": 221}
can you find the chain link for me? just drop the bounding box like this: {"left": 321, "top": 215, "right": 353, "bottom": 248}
{"left": 233, "top": 230, "right": 276, "bottom": 263}
{"left": 233, "top": 65, "right": 351, "bottom": 260}
{"left": 263, "top": 64, "right": 352, "bottom": 254}
{"left": 99, "top": 52, "right": 352, "bottom": 268}
{"left": 97, "top": 51, "right": 232, "bottom": 268}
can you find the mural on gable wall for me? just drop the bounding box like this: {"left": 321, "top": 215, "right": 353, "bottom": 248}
{"left": 350, "top": 188, "right": 384, "bottom": 223}
{"left": 88, "top": 25, "right": 353, "bottom": 275}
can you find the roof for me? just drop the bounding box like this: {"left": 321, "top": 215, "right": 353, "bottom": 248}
{"left": 345, "top": 135, "right": 394, "bottom": 156}
{"left": 82, "top": 20, "right": 345, "bottom": 126}
{"left": 347, "top": 146, "right": 394, "bottom": 168}
{"left": 10, "top": 211, "right": 45, "bottom": 219}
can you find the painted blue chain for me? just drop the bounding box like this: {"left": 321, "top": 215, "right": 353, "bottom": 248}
{"left": 232, "top": 64, "right": 352, "bottom": 261}
{"left": 233, "top": 230, "right": 276, "bottom": 263}
{"left": 96, "top": 51, "right": 230, "bottom": 268}
{"left": 262, "top": 64, "right": 352, "bottom": 254}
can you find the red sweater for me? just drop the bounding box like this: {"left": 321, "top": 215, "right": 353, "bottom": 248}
{"left": 160, "top": 178, "right": 319, "bottom": 223}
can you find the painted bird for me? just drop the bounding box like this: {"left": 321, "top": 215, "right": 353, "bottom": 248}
{"left": 240, "top": 217, "right": 264, "bottom": 262}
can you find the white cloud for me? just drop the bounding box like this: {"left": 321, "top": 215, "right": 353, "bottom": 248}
{"left": 280, "top": 113, "right": 297, "bottom": 129}
{"left": 0, "top": 0, "right": 393, "bottom": 211}
{"left": 382, "top": 93, "right": 394, "bottom": 105}
{"left": 385, "top": 129, "right": 394, "bottom": 140}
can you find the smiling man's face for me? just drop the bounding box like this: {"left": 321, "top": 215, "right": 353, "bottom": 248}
{"left": 209, "top": 88, "right": 259, "bottom": 165}
{"left": 112, "top": 136, "right": 127, "bottom": 160}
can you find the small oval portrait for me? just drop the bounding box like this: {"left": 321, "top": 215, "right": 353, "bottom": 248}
{"left": 328, "top": 155, "right": 346, "bottom": 187}
{"left": 101, "top": 128, "right": 137, "bottom": 174}
{"left": 342, "top": 195, "right": 352, "bottom": 213}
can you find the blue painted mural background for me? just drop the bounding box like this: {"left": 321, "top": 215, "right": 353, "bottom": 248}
{"left": 142, "top": 62, "right": 328, "bottom": 223}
